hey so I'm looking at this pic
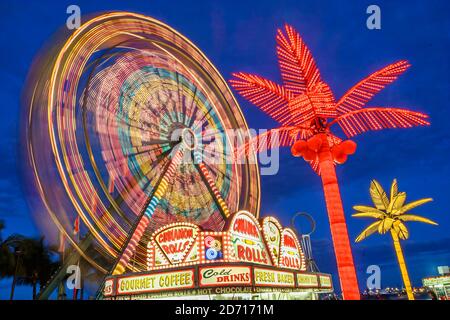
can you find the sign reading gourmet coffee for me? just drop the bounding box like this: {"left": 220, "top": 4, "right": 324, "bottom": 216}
{"left": 117, "top": 269, "right": 195, "bottom": 295}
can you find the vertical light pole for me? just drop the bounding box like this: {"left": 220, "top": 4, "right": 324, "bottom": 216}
{"left": 290, "top": 212, "right": 319, "bottom": 272}
{"left": 10, "top": 249, "right": 23, "bottom": 300}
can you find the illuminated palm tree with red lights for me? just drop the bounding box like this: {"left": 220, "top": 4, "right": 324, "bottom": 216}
{"left": 230, "top": 24, "right": 430, "bottom": 300}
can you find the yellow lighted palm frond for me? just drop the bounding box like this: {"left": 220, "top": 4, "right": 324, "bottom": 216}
{"left": 355, "top": 221, "right": 381, "bottom": 242}
{"left": 352, "top": 212, "right": 385, "bottom": 219}
{"left": 398, "top": 214, "right": 438, "bottom": 225}
{"left": 370, "top": 180, "right": 389, "bottom": 210}
{"left": 393, "top": 220, "right": 409, "bottom": 240}
{"left": 388, "top": 192, "right": 406, "bottom": 214}
{"left": 398, "top": 198, "right": 433, "bottom": 215}
{"left": 378, "top": 217, "right": 394, "bottom": 234}
{"left": 390, "top": 179, "right": 398, "bottom": 203}
{"left": 354, "top": 180, "right": 437, "bottom": 243}
{"left": 353, "top": 205, "right": 386, "bottom": 216}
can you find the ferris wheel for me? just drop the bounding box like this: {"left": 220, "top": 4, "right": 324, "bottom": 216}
{"left": 25, "top": 12, "right": 260, "bottom": 275}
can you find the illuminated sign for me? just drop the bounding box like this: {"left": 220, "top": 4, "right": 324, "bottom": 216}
{"left": 203, "top": 235, "right": 224, "bottom": 261}
{"left": 262, "top": 217, "right": 282, "bottom": 266}
{"left": 229, "top": 211, "right": 271, "bottom": 265}
{"left": 423, "top": 276, "right": 450, "bottom": 287}
{"left": 103, "top": 279, "right": 114, "bottom": 296}
{"left": 279, "top": 228, "right": 306, "bottom": 271}
{"left": 117, "top": 269, "right": 195, "bottom": 295}
{"left": 319, "top": 275, "right": 332, "bottom": 288}
{"left": 254, "top": 267, "right": 295, "bottom": 287}
{"left": 104, "top": 266, "right": 333, "bottom": 298}
{"left": 199, "top": 266, "right": 252, "bottom": 287}
{"left": 145, "top": 213, "right": 307, "bottom": 273}
{"left": 297, "top": 273, "right": 319, "bottom": 287}
{"left": 151, "top": 223, "right": 200, "bottom": 265}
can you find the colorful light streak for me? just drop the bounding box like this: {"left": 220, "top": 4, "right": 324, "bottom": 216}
{"left": 25, "top": 12, "right": 260, "bottom": 274}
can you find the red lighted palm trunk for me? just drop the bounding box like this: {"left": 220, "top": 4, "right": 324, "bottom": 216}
{"left": 230, "top": 24, "right": 430, "bottom": 299}
{"left": 317, "top": 134, "right": 360, "bottom": 300}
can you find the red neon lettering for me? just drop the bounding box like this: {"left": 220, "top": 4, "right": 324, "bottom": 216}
{"left": 233, "top": 218, "right": 258, "bottom": 238}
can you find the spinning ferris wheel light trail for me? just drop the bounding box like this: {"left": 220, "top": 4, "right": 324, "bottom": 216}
{"left": 25, "top": 12, "right": 260, "bottom": 278}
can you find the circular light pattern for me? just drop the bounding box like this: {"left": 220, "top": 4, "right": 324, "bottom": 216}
{"left": 204, "top": 236, "right": 215, "bottom": 247}
{"left": 211, "top": 239, "right": 222, "bottom": 251}
{"left": 25, "top": 12, "right": 260, "bottom": 272}
{"left": 206, "top": 248, "right": 219, "bottom": 260}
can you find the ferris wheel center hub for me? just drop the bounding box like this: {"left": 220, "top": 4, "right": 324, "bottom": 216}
{"left": 181, "top": 128, "right": 197, "bottom": 150}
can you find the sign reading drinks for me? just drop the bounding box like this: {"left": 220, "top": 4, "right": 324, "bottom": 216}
{"left": 199, "top": 266, "right": 252, "bottom": 287}
{"left": 152, "top": 223, "right": 199, "bottom": 264}
{"left": 228, "top": 211, "right": 271, "bottom": 265}
{"left": 253, "top": 267, "right": 295, "bottom": 287}
{"left": 117, "top": 269, "right": 195, "bottom": 295}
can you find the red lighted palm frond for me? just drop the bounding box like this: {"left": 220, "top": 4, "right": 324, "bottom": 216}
{"left": 289, "top": 83, "right": 337, "bottom": 124}
{"left": 229, "top": 72, "right": 294, "bottom": 125}
{"left": 336, "top": 61, "right": 411, "bottom": 114}
{"left": 329, "top": 107, "right": 430, "bottom": 138}
{"left": 237, "top": 126, "right": 312, "bottom": 157}
{"left": 276, "top": 24, "right": 322, "bottom": 95}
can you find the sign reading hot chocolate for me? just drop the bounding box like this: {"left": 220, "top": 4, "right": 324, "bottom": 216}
{"left": 228, "top": 211, "right": 271, "bottom": 266}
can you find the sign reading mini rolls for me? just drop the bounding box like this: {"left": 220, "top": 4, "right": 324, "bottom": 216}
{"left": 279, "top": 228, "right": 306, "bottom": 270}
{"left": 146, "top": 211, "right": 306, "bottom": 272}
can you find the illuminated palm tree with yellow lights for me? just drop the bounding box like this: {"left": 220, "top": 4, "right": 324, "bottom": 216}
{"left": 353, "top": 179, "right": 438, "bottom": 300}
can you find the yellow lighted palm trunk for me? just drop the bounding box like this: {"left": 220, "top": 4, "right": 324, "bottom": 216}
{"left": 353, "top": 179, "right": 437, "bottom": 301}
{"left": 390, "top": 230, "right": 414, "bottom": 300}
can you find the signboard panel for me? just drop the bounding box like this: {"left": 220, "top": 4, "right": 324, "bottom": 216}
{"left": 296, "top": 273, "right": 319, "bottom": 288}
{"left": 262, "top": 217, "right": 282, "bottom": 266}
{"left": 116, "top": 269, "right": 195, "bottom": 295}
{"left": 253, "top": 267, "right": 295, "bottom": 288}
{"left": 228, "top": 211, "right": 271, "bottom": 266}
{"left": 152, "top": 223, "right": 200, "bottom": 265}
{"left": 103, "top": 278, "right": 115, "bottom": 296}
{"left": 199, "top": 266, "right": 252, "bottom": 287}
{"left": 279, "top": 228, "right": 306, "bottom": 271}
{"left": 423, "top": 275, "right": 450, "bottom": 286}
{"left": 319, "top": 274, "right": 332, "bottom": 288}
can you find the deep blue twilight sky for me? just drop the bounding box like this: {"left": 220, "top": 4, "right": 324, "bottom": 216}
{"left": 0, "top": 0, "right": 449, "bottom": 298}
